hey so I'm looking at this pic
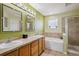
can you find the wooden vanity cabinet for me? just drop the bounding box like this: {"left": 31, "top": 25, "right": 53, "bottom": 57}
{"left": 30, "top": 40, "right": 39, "bottom": 56}
{"left": 2, "top": 49, "right": 18, "bottom": 56}
{"left": 19, "top": 44, "right": 30, "bottom": 56}
{"left": 0, "top": 37, "right": 45, "bottom": 56}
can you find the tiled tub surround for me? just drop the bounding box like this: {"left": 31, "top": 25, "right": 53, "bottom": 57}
{"left": 44, "top": 32, "right": 62, "bottom": 38}
{"left": 0, "top": 35, "right": 44, "bottom": 55}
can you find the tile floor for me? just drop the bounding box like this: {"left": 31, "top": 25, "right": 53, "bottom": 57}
{"left": 41, "top": 49, "right": 66, "bottom": 56}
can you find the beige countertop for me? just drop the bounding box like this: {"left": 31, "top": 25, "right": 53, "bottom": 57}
{"left": 0, "top": 35, "right": 44, "bottom": 55}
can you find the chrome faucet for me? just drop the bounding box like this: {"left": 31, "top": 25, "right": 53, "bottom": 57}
{"left": 5, "top": 40, "right": 11, "bottom": 43}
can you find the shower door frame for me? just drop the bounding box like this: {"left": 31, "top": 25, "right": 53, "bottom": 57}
{"left": 63, "top": 17, "right": 69, "bottom": 54}
{"left": 63, "top": 16, "right": 79, "bottom": 54}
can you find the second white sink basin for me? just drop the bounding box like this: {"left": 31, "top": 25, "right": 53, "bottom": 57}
{"left": 12, "top": 40, "right": 23, "bottom": 44}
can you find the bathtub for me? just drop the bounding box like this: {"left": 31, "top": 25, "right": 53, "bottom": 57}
{"left": 45, "top": 37, "right": 64, "bottom": 52}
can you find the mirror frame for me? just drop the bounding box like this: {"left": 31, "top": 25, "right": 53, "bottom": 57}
{"left": 2, "top": 4, "right": 22, "bottom": 32}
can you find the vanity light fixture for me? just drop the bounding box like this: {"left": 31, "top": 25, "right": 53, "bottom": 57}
{"left": 13, "top": 3, "right": 36, "bottom": 16}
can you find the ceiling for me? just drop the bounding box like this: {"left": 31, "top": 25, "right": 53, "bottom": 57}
{"left": 29, "top": 3, "right": 79, "bottom": 16}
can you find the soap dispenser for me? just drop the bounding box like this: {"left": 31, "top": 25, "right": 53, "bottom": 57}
{"left": 22, "top": 34, "right": 28, "bottom": 38}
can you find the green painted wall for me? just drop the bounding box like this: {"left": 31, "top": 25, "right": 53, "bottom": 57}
{"left": 0, "top": 3, "right": 44, "bottom": 41}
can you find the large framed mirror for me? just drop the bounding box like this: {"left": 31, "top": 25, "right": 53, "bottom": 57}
{"left": 2, "top": 4, "right": 22, "bottom": 32}
{"left": 26, "top": 15, "right": 35, "bottom": 32}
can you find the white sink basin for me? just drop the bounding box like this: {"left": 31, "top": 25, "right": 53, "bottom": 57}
{"left": 0, "top": 43, "right": 14, "bottom": 49}
{"left": 0, "top": 40, "right": 23, "bottom": 50}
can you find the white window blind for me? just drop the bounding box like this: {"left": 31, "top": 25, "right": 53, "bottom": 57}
{"left": 48, "top": 19, "right": 58, "bottom": 29}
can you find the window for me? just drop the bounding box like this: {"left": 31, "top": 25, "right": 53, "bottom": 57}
{"left": 48, "top": 19, "right": 58, "bottom": 29}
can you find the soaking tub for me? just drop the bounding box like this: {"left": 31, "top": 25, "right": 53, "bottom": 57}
{"left": 45, "top": 37, "right": 64, "bottom": 52}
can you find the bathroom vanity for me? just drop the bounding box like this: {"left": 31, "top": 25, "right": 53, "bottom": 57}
{"left": 0, "top": 35, "right": 45, "bottom": 56}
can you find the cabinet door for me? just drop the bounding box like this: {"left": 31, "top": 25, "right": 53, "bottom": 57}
{"left": 30, "top": 40, "right": 38, "bottom": 56}
{"left": 42, "top": 37, "right": 45, "bottom": 50}
{"left": 4, "top": 49, "right": 18, "bottom": 56}
{"left": 19, "top": 44, "right": 30, "bottom": 56}
{"left": 38, "top": 39, "right": 43, "bottom": 55}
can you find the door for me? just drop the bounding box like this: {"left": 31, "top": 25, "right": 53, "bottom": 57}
{"left": 30, "top": 40, "right": 38, "bottom": 56}
{"left": 38, "top": 39, "right": 43, "bottom": 55}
